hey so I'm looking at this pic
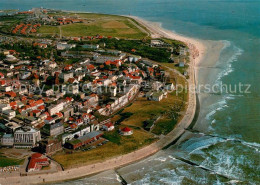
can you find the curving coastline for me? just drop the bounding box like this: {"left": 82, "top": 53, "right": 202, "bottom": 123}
{"left": 0, "top": 16, "right": 206, "bottom": 185}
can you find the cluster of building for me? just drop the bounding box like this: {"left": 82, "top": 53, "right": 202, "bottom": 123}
{"left": 0, "top": 9, "right": 193, "bottom": 175}
{"left": 12, "top": 23, "right": 41, "bottom": 35}
{"left": 0, "top": 35, "right": 176, "bottom": 156}
{"left": 8, "top": 8, "right": 86, "bottom": 37}
{"left": 56, "top": 17, "right": 84, "bottom": 25}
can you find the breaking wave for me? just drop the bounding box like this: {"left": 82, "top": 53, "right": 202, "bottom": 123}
{"left": 204, "top": 42, "right": 244, "bottom": 129}
{"left": 215, "top": 42, "right": 244, "bottom": 84}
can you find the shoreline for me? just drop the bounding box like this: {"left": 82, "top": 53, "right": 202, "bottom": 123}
{"left": 0, "top": 15, "right": 206, "bottom": 185}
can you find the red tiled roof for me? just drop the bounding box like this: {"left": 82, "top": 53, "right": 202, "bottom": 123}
{"left": 29, "top": 102, "right": 36, "bottom": 108}
{"left": 18, "top": 11, "right": 33, "bottom": 14}
{"left": 148, "top": 67, "right": 154, "bottom": 72}
{"left": 5, "top": 91, "right": 16, "bottom": 97}
{"left": 66, "top": 97, "right": 73, "bottom": 102}
{"left": 111, "top": 82, "right": 117, "bottom": 86}
{"left": 87, "top": 64, "right": 95, "bottom": 70}
{"left": 18, "top": 108, "right": 24, "bottom": 113}
{"left": 128, "top": 74, "right": 141, "bottom": 80}
{"left": 32, "top": 110, "right": 41, "bottom": 114}
{"left": 10, "top": 101, "right": 17, "bottom": 107}
{"left": 68, "top": 78, "right": 75, "bottom": 83}
{"left": 28, "top": 154, "right": 49, "bottom": 171}
{"left": 33, "top": 73, "right": 39, "bottom": 79}
{"left": 31, "top": 153, "right": 42, "bottom": 159}
{"left": 38, "top": 105, "right": 45, "bottom": 110}
{"left": 64, "top": 65, "right": 72, "bottom": 70}
{"left": 21, "top": 96, "right": 27, "bottom": 101}
{"left": 56, "top": 112, "right": 63, "bottom": 118}
{"left": 76, "top": 119, "right": 82, "bottom": 123}
{"left": 35, "top": 99, "right": 44, "bottom": 106}
{"left": 110, "top": 61, "right": 119, "bottom": 66}
{"left": 121, "top": 127, "right": 132, "bottom": 132}
{"left": 0, "top": 80, "right": 6, "bottom": 86}
{"left": 70, "top": 123, "right": 77, "bottom": 129}
{"left": 123, "top": 70, "right": 128, "bottom": 75}
{"left": 105, "top": 60, "right": 111, "bottom": 65}
{"left": 105, "top": 122, "right": 114, "bottom": 128}
{"left": 45, "top": 116, "right": 53, "bottom": 121}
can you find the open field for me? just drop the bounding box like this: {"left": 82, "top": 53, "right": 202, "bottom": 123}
{"left": 38, "top": 13, "right": 148, "bottom": 39}
{"left": 152, "top": 116, "right": 177, "bottom": 135}
{"left": 0, "top": 148, "right": 31, "bottom": 167}
{"left": 119, "top": 90, "right": 187, "bottom": 135}
{"left": 37, "top": 25, "right": 59, "bottom": 35}
{"left": 52, "top": 128, "right": 156, "bottom": 169}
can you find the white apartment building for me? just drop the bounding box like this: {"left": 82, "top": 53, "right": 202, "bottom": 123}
{"left": 48, "top": 102, "right": 64, "bottom": 116}
{"left": 14, "top": 127, "right": 41, "bottom": 148}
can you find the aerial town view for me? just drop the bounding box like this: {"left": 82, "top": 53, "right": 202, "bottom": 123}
{"left": 0, "top": 8, "right": 197, "bottom": 184}
{"left": 0, "top": 1, "right": 259, "bottom": 185}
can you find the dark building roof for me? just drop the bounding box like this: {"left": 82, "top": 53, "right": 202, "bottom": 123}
{"left": 78, "top": 131, "right": 102, "bottom": 142}
{"left": 50, "top": 122, "right": 63, "bottom": 130}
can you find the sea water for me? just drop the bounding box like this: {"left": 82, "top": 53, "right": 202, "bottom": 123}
{"left": 1, "top": 0, "right": 259, "bottom": 184}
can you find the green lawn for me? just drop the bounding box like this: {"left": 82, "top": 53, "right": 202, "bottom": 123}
{"left": 121, "top": 92, "right": 184, "bottom": 129}
{"left": 38, "top": 12, "right": 147, "bottom": 39}
{"left": 63, "top": 58, "right": 80, "bottom": 65}
{"left": 60, "top": 21, "right": 146, "bottom": 39}
{"left": 48, "top": 12, "right": 121, "bottom": 19}
{"left": 103, "top": 130, "right": 121, "bottom": 145}
{"left": 53, "top": 128, "right": 156, "bottom": 169}
{"left": 38, "top": 25, "right": 59, "bottom": 35}
{"left": 152, "top": 117, "right": 177, "bottom": 135}
{"left": 0, "top": 155, "right": 24, "bottom": 167}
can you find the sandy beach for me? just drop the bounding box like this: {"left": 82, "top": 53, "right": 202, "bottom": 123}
{"left": 0, "top": 16, "right": 215, "bottom": 185}
{"left": 129, "top": 16, "right": 206, "bottom": 79}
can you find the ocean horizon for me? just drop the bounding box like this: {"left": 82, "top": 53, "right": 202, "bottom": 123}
{"left": 1, "top": 0, "right": 260, "bottom": 184}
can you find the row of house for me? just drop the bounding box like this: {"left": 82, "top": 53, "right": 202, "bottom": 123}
{"left": 0, "top": 33, "right": 176, "bottom": 155}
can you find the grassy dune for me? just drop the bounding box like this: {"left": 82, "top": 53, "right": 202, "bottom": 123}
{"left": 38, "top": 13, "right": 147, "bottom": 39}
{"left": 38, "top": 25, "right": 59, "bottom": 35}
{"left": 53, "top": 128, "right": 156, "bottom": 169}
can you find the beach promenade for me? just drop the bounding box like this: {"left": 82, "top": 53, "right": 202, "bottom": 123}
{"left": 0, "top": 16, "right": 204, "bottom": 185}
